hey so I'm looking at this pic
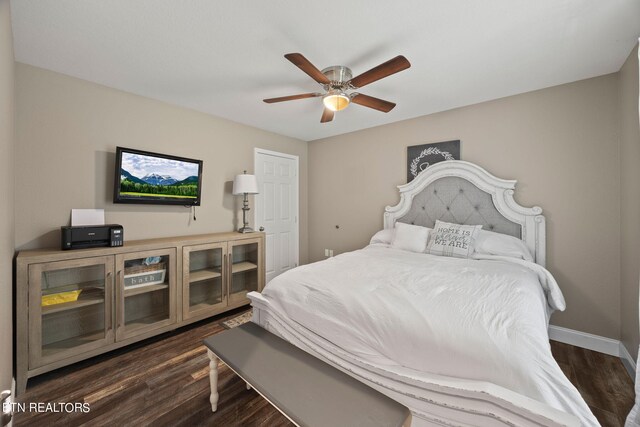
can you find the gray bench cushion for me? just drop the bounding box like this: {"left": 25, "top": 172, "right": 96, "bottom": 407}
{"left": 203, "top": 322, "right": 410, "bottom": 427}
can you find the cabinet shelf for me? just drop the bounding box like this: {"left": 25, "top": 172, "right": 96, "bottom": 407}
{"left": 42, "top": 330, "right": 104, "bottom": 357}
{"left": 41, "top": 288, "right": 104, "bottom": 315}
{"left": 229, "top": 289, "right": 249, "bottom": 299}
{"left": 232, "top": 261, "right": 257, "bottom": 274}
{"left": 189, "top": 268, "right": 222, "bottom": 283}
{"left": 42, "top": 279, "right": 104, "bottom": 294}
{"left": 124, "top": 283, "right": 169, "bottom": 298}
{"left": 189, "top": 301, "right": 225, "bottom": 313}
{"left": 124, "top": 313, "right": 169, "bottom": 334}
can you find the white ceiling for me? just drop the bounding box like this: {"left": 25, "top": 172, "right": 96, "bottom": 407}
{"left": 11, "top": 0, "right": 640, "bottom": 141}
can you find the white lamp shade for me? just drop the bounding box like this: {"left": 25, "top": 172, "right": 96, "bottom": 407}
{"left": 232, "top": 174, "right": 259, "bottom": 195}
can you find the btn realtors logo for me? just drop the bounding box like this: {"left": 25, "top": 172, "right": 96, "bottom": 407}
{"left": 4, "top": 401, "right": 90, "bottom": 414}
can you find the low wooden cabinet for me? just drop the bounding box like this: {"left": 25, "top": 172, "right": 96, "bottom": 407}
{"left": 16, "top": 231, "right": 265, "bottom": 395}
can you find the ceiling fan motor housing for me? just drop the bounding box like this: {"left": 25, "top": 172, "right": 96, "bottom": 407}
{"left": 321, "top": 66, "right": 353, "bottom": 88}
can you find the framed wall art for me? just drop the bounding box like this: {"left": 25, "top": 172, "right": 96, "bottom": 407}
{"left": 407, "top": 140, "right": 460, "bottom": 182}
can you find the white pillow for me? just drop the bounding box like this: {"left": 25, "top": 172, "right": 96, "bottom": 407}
{"left": 473, "top": 229, "right": 533, "bottom": 261}
{"left": 369, "top": 228, "right": 395, "bottom": 246}
{"left": 391, "top": 223, "right": 430, "bottom": 253}
{"left": 426, "top": 220, "right": 481, "bottom": 259}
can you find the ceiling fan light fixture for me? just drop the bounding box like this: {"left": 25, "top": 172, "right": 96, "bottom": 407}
{"left": 323, "top": 91, "right": 350, "bottom": 112}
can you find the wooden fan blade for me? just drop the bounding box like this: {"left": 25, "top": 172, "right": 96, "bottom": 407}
{"left": 320, "top": 108, "right": 334, "bottom": 123}
{"left": 350, "top": 93, "right": 396, "bottom": 113}
{"left": 263, "top": 93, "right": 321, "bottom": 103}
{"left": 284, "top": 53, "right": 330, "bottom": 85}
{"left": 348, "top": 55, "right": 411, "bottom": 89}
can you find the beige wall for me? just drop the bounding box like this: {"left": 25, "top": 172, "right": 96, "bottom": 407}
{"left": 309, "top": 74, "right": 621, "bottom": 339}
{"left": 15, "top": 64, "right": 309, "bottom": 264}
{"left": 0, "top": 0, "right": 14, "bottom": 392}
{"left": 620, "top": 42, "right": 640, "bottom": 360}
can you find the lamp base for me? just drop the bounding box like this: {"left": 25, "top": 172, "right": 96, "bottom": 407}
{"left": 238, "top": 226, "right": 254, "bottom": 234}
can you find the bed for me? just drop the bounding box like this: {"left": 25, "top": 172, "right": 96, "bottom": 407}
{"left": 248, "top": 161, "right": 597, "bottom": 427}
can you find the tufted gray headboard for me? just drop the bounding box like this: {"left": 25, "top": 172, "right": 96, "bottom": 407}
{"left": 396, "top": 176, "right": 521, "bottom": 238}
{"left": 384, "top": 161, "right": 546, "bottom": 266}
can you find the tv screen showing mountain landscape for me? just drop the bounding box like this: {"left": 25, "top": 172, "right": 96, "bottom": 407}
{"left": 117, "top": 150, "right": 201, "bottom": 204}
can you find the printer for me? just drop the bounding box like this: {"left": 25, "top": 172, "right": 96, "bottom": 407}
{"left": 61, "top": 224, "right": 124, "bottom": 250}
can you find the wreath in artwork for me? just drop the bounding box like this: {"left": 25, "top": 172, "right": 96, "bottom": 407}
{"left": 410, "top": 147, "right": 455, "bottom": 177}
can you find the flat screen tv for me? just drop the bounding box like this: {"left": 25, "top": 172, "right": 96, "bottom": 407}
{"left": 114, "top": 147, "right": 203, "bottom": 206}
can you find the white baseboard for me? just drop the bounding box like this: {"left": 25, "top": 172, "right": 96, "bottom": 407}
{"left": 549, "top": 325, "right": 636, "bottom": 379}
{"left": 548, "top": 325, "right": 620, "bottom": 355}
{"left": 619, "top": 342, "right": 637, "bottom": 380}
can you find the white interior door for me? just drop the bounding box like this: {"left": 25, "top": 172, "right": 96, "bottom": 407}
{"left": 254, "top": 149, "right": 299, "bottom": 284}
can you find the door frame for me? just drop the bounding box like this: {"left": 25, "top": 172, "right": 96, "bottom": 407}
{"left": 253, "top": 148, "right": 300, "bottom": 273}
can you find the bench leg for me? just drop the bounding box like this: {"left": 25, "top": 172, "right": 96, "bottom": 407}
{"left": 207, "top": 349, "right": 219, "bottom": 412}
{"left": 403, "top": 412, "right": 412, "bottom": 427}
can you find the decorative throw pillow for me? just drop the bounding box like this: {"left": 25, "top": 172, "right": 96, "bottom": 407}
{"left": 391, "top": 222, "right": 430, "bottom": 253}
{"left": 473, "top": 229, "right": 533, "bottom": 261}
{"left": 426, "top": 220, "right": 482, "bottom": 258}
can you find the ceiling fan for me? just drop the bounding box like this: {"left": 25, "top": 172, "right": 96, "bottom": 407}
{"left": 263, "top": 53, "right": 411, "bottom": 123}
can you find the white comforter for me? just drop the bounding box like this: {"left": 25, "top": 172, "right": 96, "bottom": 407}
{"left": 261, "top": 245, "right": 598, "bottom": 426}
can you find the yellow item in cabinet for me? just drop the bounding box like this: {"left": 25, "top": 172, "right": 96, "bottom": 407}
{"left": 41, "top": 290, "right": 82, "bottom": 306}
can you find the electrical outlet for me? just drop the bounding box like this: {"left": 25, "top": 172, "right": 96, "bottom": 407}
{"left": 329, "top": 250, "right": 334, "bottom": 257}
{"left": 324, "top": 249, "right": 329, "bottom": 257}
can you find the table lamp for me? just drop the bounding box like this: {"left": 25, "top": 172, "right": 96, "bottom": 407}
{"left": 232, "top": 171, "right": 259, "bottom": 233}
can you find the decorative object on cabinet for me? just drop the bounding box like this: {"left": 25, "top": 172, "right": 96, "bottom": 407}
{"left": 406, "top": 140, "right": 460, "bottom": 182}
{"left": 41, "top": 289, "right": 82, "bottom": 306}
{"left": 16, "top": 231, "right": 265, "bottom": 395}
{"left": 232, "top": 171, "right": 259, "bottom": 233}
{"left": 123, "top": 260, "right": 167, "bottom": 289}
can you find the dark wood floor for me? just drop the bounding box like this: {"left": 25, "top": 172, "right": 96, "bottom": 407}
{"left": 15, "top": 308, "right": 635, "bottom": 427}
{"left": 551, "top": 340, "right": 635, "bottom": 426}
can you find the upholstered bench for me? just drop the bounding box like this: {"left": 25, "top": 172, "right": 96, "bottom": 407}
{"left": 203, "top": 322, "right": 411, "bottom": 427}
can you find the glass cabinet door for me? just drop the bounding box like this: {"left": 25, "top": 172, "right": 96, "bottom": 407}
{"left": 28, "top": 256, "right": 114, "bottom": 368}
{"left": 228, "top": 238, "right": 263, "bottom": 306}
{"left": 183, "top": 243, "right": 227, "bottom": 319}
{"left": 115, "top": 248, "right": 176, "bottom": 340}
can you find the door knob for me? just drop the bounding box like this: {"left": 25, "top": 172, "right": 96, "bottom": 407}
{"left": 259, "top": 226, "right": 264, "bottom": 232}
